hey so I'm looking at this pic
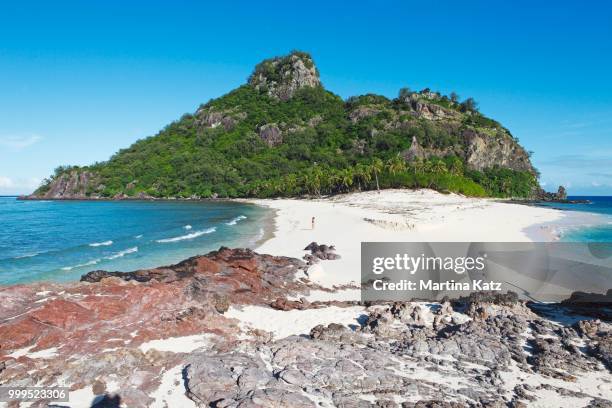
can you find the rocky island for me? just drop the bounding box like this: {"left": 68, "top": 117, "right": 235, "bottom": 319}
{"left": 23, "top": 51, "right": 557, "bottom": 202}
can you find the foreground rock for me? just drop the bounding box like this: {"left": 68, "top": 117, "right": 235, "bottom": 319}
{"left": 182, "top": 293, "right": 611, "bottom": 407}
{"left": 0, "top": 248, "right": 308, "bottom": 407}
{"left": 0, "top": 248, "right": 610, "bottom": 407}
{"left": 303, "top": 241, "right": 341, "bottom": 265}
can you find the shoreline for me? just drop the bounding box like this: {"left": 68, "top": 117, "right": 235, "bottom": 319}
{"left": 524, "top": 208, "right": 610, "bottom": 242}
{"left": 2, "top": 190, "right": 607, "bottom": 290}
{"left": 247, "top": 189, "right": 568, "bottom": 300}
{"left": 250, "top": 206, "right": 278, "bottom": 249}
{"left": 2, "top": 190, "right": 604, "bottom": 289}
{"left": 2, "top": 190, "right": 611, "bottom": 407}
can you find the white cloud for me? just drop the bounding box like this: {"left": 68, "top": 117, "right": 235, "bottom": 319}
{"left": 592, "top": 181, "right": 602, "bottom": 187}
{"left": 0, "top": 134, "right": 42, "bottom": 150}
{"left": 0, "top": 176, "right": 14, "bottom": 188}
{"left": 0, "top": 176, "right": 42, "bottom": 194}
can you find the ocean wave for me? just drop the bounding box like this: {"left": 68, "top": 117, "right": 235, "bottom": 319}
{"left": 15, "top": 253, "right": 39, "bottom": 259}
{"left": 106, "top": 247, "right": 139, "bottom": 260}
{"left": 60, "top": 247, "right": 138, "bottom": 270}
{"left": 89, "top": 240, "right": 113, "bottom": 247}
{"left": 135, "top": 234, "right": 143, "bottom": 239}
{"left": 61, "top": 259, "right": 100, "bottom": 271}
{"left": 184, "top": 225, "right": 192, "bottom": 230}
{"left": 226, "top": 215, "right": 247, "bottom": 226}
{"left": 156, "top": 227, "right": 216, "bottom": 243}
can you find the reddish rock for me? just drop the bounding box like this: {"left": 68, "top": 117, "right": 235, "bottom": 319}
{"left": 0, "top": 247, "right": 308, "bottom": 408}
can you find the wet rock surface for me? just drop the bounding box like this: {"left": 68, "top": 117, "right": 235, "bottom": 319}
{"left": 0, "top": 249, "right": 610, "bottom": 407}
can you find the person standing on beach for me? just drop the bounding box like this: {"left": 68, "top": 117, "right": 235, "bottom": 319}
{"left": 311, "top": 216, "right": 315, "bottom": 230}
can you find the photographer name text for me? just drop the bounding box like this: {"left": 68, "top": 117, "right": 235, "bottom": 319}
{"left": 372, "top": 279, "right": 502, "bottom": 291}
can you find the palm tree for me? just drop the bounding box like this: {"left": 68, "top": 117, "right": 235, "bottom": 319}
{"left": 301, "top": 173, "right": 313, "bottom": 196}
{"left": 339, "top": 168, "right": 354, "bottom": 192}
{"left": 426, "top": 160, "right": 447, "bottom": 175}
{"left": 412, "top": 158, "right": 425, "bottom": 175}
{"left": 448, "top": 157, "right": 463, "bottom": 176}
{"left": 311, "top": 165, "right": 324, "bottom": 197}
{"left": 369, "top": 158, "right": 384, "bottom": 192}
{"left": 354, "top": 163, "right": 372, "bottom": 191}
{"left": 328, "top": 170, "right": 341, "bottom": 193}
{"left": 386, "top": 155, "right": 407, "bottom": 175}
{"left": 285, "top": 174, "right": 298, "bottom": 196}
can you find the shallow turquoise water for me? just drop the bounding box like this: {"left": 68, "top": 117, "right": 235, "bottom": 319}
{"left": 538, "top": 196, "right": 612, "bottom": 242}
{"left": 0, "top": 197, "right": 269, "bottom": 285}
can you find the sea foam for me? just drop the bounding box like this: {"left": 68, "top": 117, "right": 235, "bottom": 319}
{"left": 89, "top": 240, "right": 113, "bottom": 247}
{"left": 106, "top": 247, "right": 139, "bottom": 259}
{"left": 156, "top": 228, "right": 216, "bottom": 243}
{"left": 61, "top": 259, "right": 101, "bottom": 271}
{"left": 16, "top": 253, "right": 39, "bottom": 259}
{"left": 226, "top": 215, "right": 247, "bottom": 226}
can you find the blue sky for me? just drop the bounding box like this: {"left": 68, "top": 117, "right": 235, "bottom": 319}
{"left": 1, "top": 0, "right": 611, "bottom": 195}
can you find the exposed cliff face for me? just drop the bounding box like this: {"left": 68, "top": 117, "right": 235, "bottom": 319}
{"left": 403, "top": 93, "right": 461, "bottom": 121}
{"left": 33, "top": 170, "right": 98, "bottom": 199}
{"left": 248, "top": 51, "right": 320, "bottom": 100}
{"left": 463, "top": 129, "right": 534, "bottom": 172}
{"left": 258, "top": 123, "right": 283, "bottom": 147}
{"left": 194, "top": 106, "right": 246, "bottom": 131}
{"left": 352, "top": 95, "right": 536, "bottom": 174}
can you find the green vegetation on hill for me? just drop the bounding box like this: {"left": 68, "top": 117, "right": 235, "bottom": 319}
{"left": 34, "top": 51, "right": 540, "bottom": 200}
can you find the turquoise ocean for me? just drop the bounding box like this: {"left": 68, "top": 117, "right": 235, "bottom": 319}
{"left": 1, "top": 195, "right": 610, "bottom": 286}
{"left": 0, "top": 197, "right": 270, "bottom": 285}
{"left": 538, "top": 196, "right": 612, "bottom": 242}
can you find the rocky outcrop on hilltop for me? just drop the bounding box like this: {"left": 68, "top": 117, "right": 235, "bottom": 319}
{"left": 1, "top": 246, "right": 610, "bottom": 407}
{"left": 248, "top": 51, "right": 321, "bottom": 100}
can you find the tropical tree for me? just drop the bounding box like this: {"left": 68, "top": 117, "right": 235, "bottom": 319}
{"left": 428, "top": 159, "right": 448, "bottom": 175}
{"left": 460, "top": 97, "right": 478, "bottom": 113}
{"left": 448, "top": 157, "right": 463, "bottom": 176}
{"left": 310, "top": 165, "right": 324, "bottom": 197}
{"left": 370, "top": 158, "right": 384, "bottom": 192}
{"left": 398, "top": 87, "right": 412, "bottom": 100}
{"left": 412, "top": 158, "right": 426, "bottom": 175}
{"left": 301, "top": 173, "right": 313, "bottom": 196}
{"left": 386, "top": 154, "right": 407, "bottom": 175}
{"left": 354, "top": 163, "right": 372, "bottom": 190}
{"left": 339, "top": 168, "right": 354, "bottom": 192}
{"left": 285, "top": 174, "right": 298, "bottom": 196}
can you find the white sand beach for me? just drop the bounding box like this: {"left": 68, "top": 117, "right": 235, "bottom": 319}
{"left": 250, "top": 189, "right": 564, "bottom": 297}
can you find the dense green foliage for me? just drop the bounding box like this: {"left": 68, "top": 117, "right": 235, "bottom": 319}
{"left": 37, "top": 70, "right": 539, "bottom": 199}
